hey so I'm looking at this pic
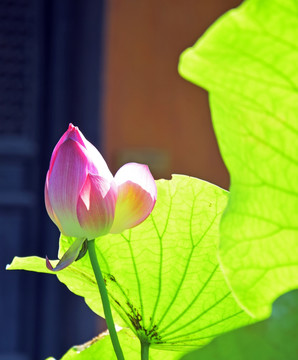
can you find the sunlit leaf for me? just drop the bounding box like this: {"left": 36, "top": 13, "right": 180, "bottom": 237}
{"left": 8, "top": 175, "right": 253, "bottom": 350}
{"left": 179, "top": 290, "right": 298, "bottom": 360}
{"left": 179, "top": 0, "right": 298, "bottom": 318}
{"left": 59, "top": 329, "right": 181, "bottom": 360}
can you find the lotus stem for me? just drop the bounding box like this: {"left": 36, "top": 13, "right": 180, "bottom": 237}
{"left": 88, "top": 239, "right": 125, "bottom": 360}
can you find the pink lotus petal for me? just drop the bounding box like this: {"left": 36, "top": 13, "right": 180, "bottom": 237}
{"left": 110, "top": 163, "right": 157, "bottom": 233}
{"left": 77, "top": 173, "right": 117, "bottom": 239}
{"left": 48, "top": 123, "right": 113, "bottom": 180}
{"left": 49, "top": 124, "right": 86, "bottom": 175}
{"left": 53, "top": 124, "right": 113, "bottom": 181}
{"left": 47, "top": 138, "right": 89, "bottom": 237}
{"left": 44, "top": 171, "right": 64, "bottom": 233}
{"left": 84, "top": 141, "right": 113, "bottom": 181}
{"left": 44, "top": 171, "right": 56, "bottom": 224}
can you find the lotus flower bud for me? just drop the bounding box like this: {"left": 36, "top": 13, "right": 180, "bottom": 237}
{"left": 45, "top": 124, "right": 117, "bottom": 239}
{"left": 45, "top": 124, "right": 157, "bottom": 241}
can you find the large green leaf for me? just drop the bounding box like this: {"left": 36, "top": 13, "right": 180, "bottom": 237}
{"left": 179, "top": 290, "right": 298, "bottom": 360}
{"left": 58, "top": 329, "right": 181, "bottom": 360}
{"left": 179, "top": 0, "right": 298, "bottom": 318}
{"left": 8, "top": 175, "right": 253, "bottom": 350}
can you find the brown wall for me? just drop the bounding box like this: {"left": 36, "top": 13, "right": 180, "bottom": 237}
{"left": 102, "top": 0, "right": 242, "bottom": 189}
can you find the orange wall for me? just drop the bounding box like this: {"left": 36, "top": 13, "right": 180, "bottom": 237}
{"left": 102, "top": 0, "right": 242, "bottom": 189}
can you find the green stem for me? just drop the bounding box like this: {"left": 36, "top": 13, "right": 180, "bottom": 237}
{"left": 141, "top": 342, "right": 149, "bottom": 360}
{"left": 88, "top": 239, "right": 125, "bottom": 360}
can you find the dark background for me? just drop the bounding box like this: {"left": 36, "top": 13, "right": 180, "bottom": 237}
{"left": 1, "top": 1, "right": 106, "bottom": 359}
